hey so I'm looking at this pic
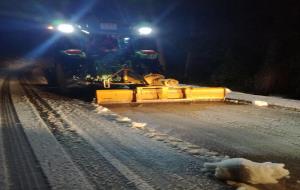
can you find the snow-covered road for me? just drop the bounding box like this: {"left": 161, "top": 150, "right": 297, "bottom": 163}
{"left": 1, "top": 67, "right": 300, "bottom": 190}
{"left": 0, "top": 73, "right": 231, "bottom": 189}
{"left": 108, "top": 100, "right": 300, "bottom": 190}
{"left": 108, "top": 103, "right": 300, "bottom": 160}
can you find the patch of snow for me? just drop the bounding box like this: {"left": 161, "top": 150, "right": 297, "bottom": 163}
{"left": 252, "top": 100, "right": 268, "bottom": 107}
{"left": 227, "top": 91, "right": 300, "bottom": 110}
{"left": 167, "top": 137, "right": 183, "bottom": 142}
{"left": 95, "top": 106, "right": 110, "bottom": 113}
{"left": 204, "top": 158, "right": 290, "bottom": 185}
{"left": 116, "top": 117, "right": 132, "bottom": 123}
{"left": 131, "top": 122, "right": 147, "bottom": 130}
{"left": 225, "top": 88, "right": 232, "bottom": 94}
{"left": 186, "top": 149, "right": 204, "bottom": 155}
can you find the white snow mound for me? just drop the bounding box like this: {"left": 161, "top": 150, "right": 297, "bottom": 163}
{"left": 96, "top": 106, "right": 109, "bottom": 113}
{"left": 116, "top": 117, "right": 131, "bottom": 122}
{"left": 225, "top": 88, "right": 232, "bottom": 94}
{"left": 204, "top": 158, "right": 289, "bottom": 185}
{"left": 131, "top": 122, "right": 147, "bottom": 129}
{"left": 252, "top": 100, "right": 268, "bottom": 107}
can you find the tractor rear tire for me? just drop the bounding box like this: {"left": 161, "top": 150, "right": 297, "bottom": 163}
{"left": 55, "top": 64, "right": 70, "bottom": 94}
{"left": 45, "top": 69, "right": 57, "bottom": 86}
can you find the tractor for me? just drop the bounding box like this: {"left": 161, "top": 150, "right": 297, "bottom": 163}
{"left": 43, "top": 21, "right": 229, "bottom": 104}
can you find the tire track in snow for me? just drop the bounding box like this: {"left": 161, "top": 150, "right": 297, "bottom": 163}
{"left": 22, "top": 82, "right": 152, "bottom": 190}
{"left": 11, "top": 78, "right": 94, "bottom": 190}
{"left": 33, "top": 87, "right": 230, "bottom": 190}
{"left": 0, "top": 78, "right": 50, "bottom": 190}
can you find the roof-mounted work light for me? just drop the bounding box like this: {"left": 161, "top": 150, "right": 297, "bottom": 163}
{"left": 57, "top": 24, "right": 75, "bottom": 33}
{"left": 138, "top": 27, "right": 153, "bottom": 35}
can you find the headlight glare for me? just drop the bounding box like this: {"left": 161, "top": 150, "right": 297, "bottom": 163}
{"left": 57, "top": 24, "right": 74, "bottom": 33}
{"left": 138, "top": 27, "right": 153, "bottom": 35}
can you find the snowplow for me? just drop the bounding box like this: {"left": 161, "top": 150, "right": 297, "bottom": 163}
{"left": 43, "top": 21, "right": 230, "bottom": 104}
{"left": 95, "top": 68, "right": 229, "bottom": 104}
{"left": 96, "top": 87, "right": 229, "bottom": 104}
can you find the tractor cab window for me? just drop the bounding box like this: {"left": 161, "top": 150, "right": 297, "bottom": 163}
{"left": 133, "top": 37, "right": 157, "bottom": 51}
{"left": 87, "top": 35, "right": 119, "bottom": 54}
{"left": 55, "top": 35, "right": 86, "bottom": 51}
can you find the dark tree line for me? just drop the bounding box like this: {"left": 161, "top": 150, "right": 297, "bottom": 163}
{"left": 156, "top": 0, "right": 300, "bottom": 98}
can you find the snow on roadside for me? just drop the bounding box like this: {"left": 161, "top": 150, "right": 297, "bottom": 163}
{"left": 90, "top": 103, "right": 295, "bottom": 190}
{"left": 227, "top": 91, "right": 300, "bottom": 110}
{"left": 10, "top": 80, "right": 94, "bottom": 190}
{"left": 252, "top": 100, "right": 268, "bottom": 107}
{"left": 28, "top": 81, "right": 296, "bottom": 190}
{"left": 91, "top": 103, "right": 228, "bottom": 163}
{"left": 40, "top": 94, "right": 230, "bottom": 190}
{"left": 204, "top": 158, "right": 290, "bottom": 190}
{"left": 39, "top": 97, "right": 212, "bottom": 189}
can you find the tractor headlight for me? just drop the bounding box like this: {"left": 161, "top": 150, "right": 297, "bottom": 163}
{"left": 138, "top": 27, "right": 153, "bottom": 35}
{"left": 57, "top": 24, "right": 75, "bottom": 33}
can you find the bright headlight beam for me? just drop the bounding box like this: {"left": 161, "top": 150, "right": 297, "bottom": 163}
{"left": 47, "top": 25, "right": 54, "bottom": 30}
{"left": 138, "top": 27, "right": 153, "bottom": 35}
{"left": 57, "top": 24, "right": 74, "bottom": 33}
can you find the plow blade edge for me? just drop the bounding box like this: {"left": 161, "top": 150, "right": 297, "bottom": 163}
{"left": 96, "top": 87, "right": 229, "bottom": 104}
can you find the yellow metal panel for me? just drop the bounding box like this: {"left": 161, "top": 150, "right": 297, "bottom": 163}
{"left": 167, "top": 88, "right": 185, "bottom": 99}
{"left": 96, "top": 87, "right": 227, "bottom": 104}
{"left": 136, "top": 87, "right": 162, "bottom": 100}
{"left": 96, "top": 90, "right": 134, "bottom": 104}
{"left": 185, "top": 87, "right": 226, "bottom": 100}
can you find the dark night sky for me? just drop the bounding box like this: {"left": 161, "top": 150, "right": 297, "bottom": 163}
{"left": 1, "top": 0, "right": 300, "bottom": 98}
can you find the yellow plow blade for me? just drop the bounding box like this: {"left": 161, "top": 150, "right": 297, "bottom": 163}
{"left": 96, "top": 86, "right": 229, "bottom": 104}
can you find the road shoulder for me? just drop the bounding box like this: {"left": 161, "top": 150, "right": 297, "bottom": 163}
{"left": 227, "top": 91, "right": 300, "bottom": 110}
{"left": 10, "top": 79, "right": 94, "bottom": 190}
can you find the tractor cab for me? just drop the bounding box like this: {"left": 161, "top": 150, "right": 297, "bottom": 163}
{"left": 44, "top": 21, "right": 162, "bottom": 88}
